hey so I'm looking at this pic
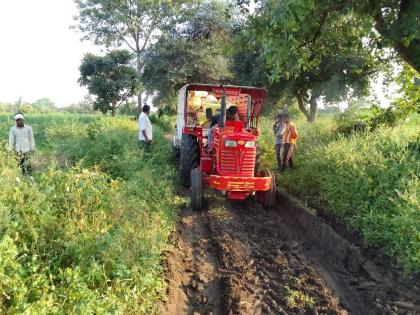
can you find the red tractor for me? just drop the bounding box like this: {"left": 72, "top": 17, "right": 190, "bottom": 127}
{"left": 174, "top": 83, "right": 276, "bottom": 210}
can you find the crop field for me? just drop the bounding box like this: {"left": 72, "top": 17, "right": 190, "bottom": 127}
{"left": 0, "top": 113, "right": 181, "bottom": 314}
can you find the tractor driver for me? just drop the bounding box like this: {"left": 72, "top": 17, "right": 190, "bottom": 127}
{"left": 208, "top": 106, "right": 239, "bottom": 148}
{"left": 226, "top": 106, "right": 240, "bottom": 121}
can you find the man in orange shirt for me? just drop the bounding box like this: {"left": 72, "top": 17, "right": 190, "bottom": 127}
{"left": 281, "top": 114, "right": 298, "bottom": 171}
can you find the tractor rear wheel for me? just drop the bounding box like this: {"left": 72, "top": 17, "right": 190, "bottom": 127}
{"left": 191, "top": 167, "right": 203, "bottom": 211}
{"left": 179, "top": 134, "right": 199, "bottom": 188}
{"left": 257, "top": 169, "right": 276, "bottom": 209}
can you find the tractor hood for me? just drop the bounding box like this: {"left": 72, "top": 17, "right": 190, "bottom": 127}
{"left": 183, "top": 83, "right": 268, "bottom": 123}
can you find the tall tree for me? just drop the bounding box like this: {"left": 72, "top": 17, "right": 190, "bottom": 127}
{"left": 78, "top": 50, "right": 140, "bottom": 116}
{"left": 242, "top": 0, "right": 379, "bottom": 121}
{"left": 73, "top": 0, "right": 183, "bottom": 113}
{"left": 142, "top": 0, "right": 233, "bottom": 112}
{"left": 246, "top": 0, "right": 419, "bottom": 74}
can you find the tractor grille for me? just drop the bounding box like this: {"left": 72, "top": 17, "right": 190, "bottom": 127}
{"left": 219, "top": 149, "right": 256, "bottom": 176}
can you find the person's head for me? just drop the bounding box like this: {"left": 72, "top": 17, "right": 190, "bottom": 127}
{"left": 283, "top": 113, "right": 290, "bottom": 124}
{"left": 142, "top": 104, "right": 151, "bottom": 115}
{"left": 14, "top": 113, "right": 25, "bottom": 127}
{"left": 226, "top": 106, "right": 239, "bottom": 121}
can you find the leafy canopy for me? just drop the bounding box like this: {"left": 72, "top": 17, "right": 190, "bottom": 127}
{"left": 78, "top": 50, "right": 140, "bottom": 115}
{"left": 142, "top": 0, "right": 233, "bottom": 112}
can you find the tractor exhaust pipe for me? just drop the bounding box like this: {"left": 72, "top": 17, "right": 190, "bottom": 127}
{"left": 219, "top": 84, "right": 227, "bottom": 128}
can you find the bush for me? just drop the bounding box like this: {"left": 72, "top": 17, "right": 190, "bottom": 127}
{"left": 0, "top": 114, "right": 181, "bottom": 313}
{"left": 335, "top": 105, "right": 398, "bottom": 136}
{"left": 259, "top": 115, "right": 420, "bottom": 273}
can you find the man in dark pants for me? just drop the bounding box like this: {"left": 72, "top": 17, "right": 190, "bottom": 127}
{"left": 138, "top": 104, "right": 153, "bottom": 150}
{"left": 273, "top": 113, "right": 285, "bottom": 172}
{"left": 8, "top": 113, "right": 36, "bottom": 175}
{"left": 281, "top": 114, "right": 298, "bottom": 171}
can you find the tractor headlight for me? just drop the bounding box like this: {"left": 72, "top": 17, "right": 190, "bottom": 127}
{"left": 245, "top": 141, "right": 255, "bottom": 148}
{"left": 224, "top": 140, "right": 237, "bottom": 147}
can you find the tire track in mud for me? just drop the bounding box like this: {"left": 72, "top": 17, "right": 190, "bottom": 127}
{"left": 162, "top": 190, "right": 420, "bottom": 315}
{"left": 161, "top": 206, "right": 222, "bottom": 315}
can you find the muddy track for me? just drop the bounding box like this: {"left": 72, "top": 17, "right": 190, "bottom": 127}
{"left": 161, "top": 189, "right": 419, "bottom": 315}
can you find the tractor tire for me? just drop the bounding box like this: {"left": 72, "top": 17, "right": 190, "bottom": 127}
{"left": 191, "top": 167, "right": 203, "bottom": 211}
{"left": 257, "top": 169, "right": 276, "bottom": 209}
{"left": 179, "top": 134, "right": 199, "bottom": 188}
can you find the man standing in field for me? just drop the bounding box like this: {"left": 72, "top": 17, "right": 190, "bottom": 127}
{"left": 8, "top": 113, "right": 36, "bottom": 175}
{"left": 273, "top": 113, "right": 285, "bottom": 172}
{"left": 138, "top": 104, "right": 153, "bottom": 148}
{"left": 281, "top": 114, "right": 298, "bottom": 172}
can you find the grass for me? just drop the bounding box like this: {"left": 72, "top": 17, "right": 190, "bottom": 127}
{"left": 258, "top": 114, "right": 420, "bottom": 274}
{"left": 0, "top": 113, "right": 181, "bottom": 314}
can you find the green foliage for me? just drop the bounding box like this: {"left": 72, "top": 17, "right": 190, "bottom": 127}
{"left": 393, "top": 64, "right": 420, "bottom": 116}
{"left": 335, "top": 106, "right": 398, "bottom": 135}
{"left": 245, "top": 0, "right": 378, "bottom": 122}
{"left": 62, "top": 95, "right": 96, "bottom": 114}
{"left": 142, "top": 0, "right": 233, "bottom": 112}
{"left": 0, "top": 113, "right": 181, "bottom": 313}
{"left": 73, "top": 0, "right": 181, "bottom": 50}
{"left": 79, "top": 50, "right": 140, "bottom": 116}
{"left": 32, "top": 98, "right": 56, "bottom": 113}
{"left": 258, "top": 115, "right": 420, "bottom": 273}
{"left": 73, "top": 0, "right": 188, "bottom": 108}
{"left": 249, "top": 0, "right": 419, "bottom": 74}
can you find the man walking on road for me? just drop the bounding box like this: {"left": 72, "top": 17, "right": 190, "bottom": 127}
{"left": 8, "top": 113, "right": 36, "bottom": 175}
{"left": 138, "top": 104, "right": 153, "bottom": 148}
{"left": 281, "top": 114, "right": 298, "bottom": 172}
{"left": 273, "top": 113, "right": 285, "bottom": 172}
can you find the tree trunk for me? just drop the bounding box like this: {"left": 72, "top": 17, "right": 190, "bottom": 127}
{"left": 136, "top": 51, "right": 142, "bottom": 115}
{"left": 111, "top": 102, "right": 116, "bottom": 117}
{"left": 392, "top": 40, "right": 420, "bottom": 73}
{"left": 308, "top": 94, "right": 318, "bottom": 123}
{"left": 295, "top": 92, "right": 317, "bottom": 123}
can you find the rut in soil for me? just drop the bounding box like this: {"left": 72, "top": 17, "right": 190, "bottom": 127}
{"left": 162, "top": 190, "right": 420, "bottom": 315}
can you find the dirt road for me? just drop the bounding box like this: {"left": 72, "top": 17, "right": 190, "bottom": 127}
{"left": 161, "top": 189, "right": 419, "bottom": 315}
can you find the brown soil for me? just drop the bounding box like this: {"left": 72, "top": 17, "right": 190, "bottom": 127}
{"left": 161, "top": 189, "right": 420, "bottom": 315}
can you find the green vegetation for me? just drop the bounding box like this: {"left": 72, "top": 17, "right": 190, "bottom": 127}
{"left": 0, "top": 113, "right": 180, "bottom": 313}
{"left": 259, "top": 113, "right": 420, "bottom": 273}
{"left": 78, "top": 50, "right": 140, "bottom": 116}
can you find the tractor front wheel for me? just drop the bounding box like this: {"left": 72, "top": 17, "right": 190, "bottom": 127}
{"left": 257, "top": 169, "right": 276, "bottom": 209}
{"left": 191, "top": 167, "right": 203, "bottom": 211}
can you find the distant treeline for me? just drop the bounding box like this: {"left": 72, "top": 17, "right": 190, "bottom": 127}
{"left": 0, "top": 96, "right": 139, "bottom": 116}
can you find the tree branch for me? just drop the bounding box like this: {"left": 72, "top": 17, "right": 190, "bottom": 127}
{"left": 115, "top": 28, "right": 136, "bottom": 52}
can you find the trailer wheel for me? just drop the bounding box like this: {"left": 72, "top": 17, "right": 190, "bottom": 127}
{"left": 179, "top": 134, "right": 199, "bottom": 188}
{"left": 257, "top": 169, "right": 276, "bottom": 209}
{"left": 191, "top": 167, "right": 203, "bottom": 211}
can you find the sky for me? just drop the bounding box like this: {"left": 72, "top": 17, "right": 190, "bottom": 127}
{"left": 0, "top": 0, "right": 102, "bottom": 107}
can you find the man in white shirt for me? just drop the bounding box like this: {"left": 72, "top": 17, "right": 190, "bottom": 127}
{"left": 8, "top": 113, "right": 36, "bottom": 175}
{"left": 138, "top": 104, "right": 153, "bottom": 148}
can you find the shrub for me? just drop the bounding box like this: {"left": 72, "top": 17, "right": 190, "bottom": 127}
{"left": 0, "top": 114, "right": 181, "bottom": 313}
{"left": 259, "top": 115, "right": 420, "bottom": 273}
